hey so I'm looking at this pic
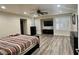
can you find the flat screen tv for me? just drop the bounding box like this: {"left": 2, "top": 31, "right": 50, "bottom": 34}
{"left": 44, "top": 21, "right": 53, "bottom": 26}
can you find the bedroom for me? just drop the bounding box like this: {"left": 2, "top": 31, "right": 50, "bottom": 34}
{"left": 0, "top": 4, "right": 78, "bottom": 55}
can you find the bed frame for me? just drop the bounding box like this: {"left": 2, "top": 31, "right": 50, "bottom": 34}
{"left": 24, "top": 43, "right": 39, "bottom": 55}
{"left": 20, "top": 35, "right": 39, "bottom": 55}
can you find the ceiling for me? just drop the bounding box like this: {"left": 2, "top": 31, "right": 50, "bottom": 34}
{"left": 0, "top": 4, "right": 78, "bottom": 16}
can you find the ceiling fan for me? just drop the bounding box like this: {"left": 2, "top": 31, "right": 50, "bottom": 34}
{"left": 36, "top": 9, "right": 48, "bottom": 15}
{"left": 29, "top": 9, "right": 48, "bottom": 17}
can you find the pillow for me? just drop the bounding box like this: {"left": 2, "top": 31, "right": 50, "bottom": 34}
{"left": 9, "top": 33, "right": 20, "bottom": 37}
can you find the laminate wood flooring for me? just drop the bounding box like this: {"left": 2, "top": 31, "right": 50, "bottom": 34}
{"left": 32, "top": 35, "right": 73, "bottom": 55}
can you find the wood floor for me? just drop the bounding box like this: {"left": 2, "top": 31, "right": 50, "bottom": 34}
{"left": 32, "top": 35, "right": 74, "bottom": 55}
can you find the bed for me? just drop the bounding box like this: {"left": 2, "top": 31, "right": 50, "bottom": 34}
{"left": 0, "top": 34, "right": 39, "bottom": 55}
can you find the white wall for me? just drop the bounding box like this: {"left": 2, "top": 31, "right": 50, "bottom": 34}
{"left": 27, "top": 14, "right": 77, "bottom": 36}
{"left": 35, "top": 19, "right": 42, "bottom": 34}
{"left": 0, "top": 12, "right": 21, "bottom": 38}
{"left": 19, "top": 13, "right": 74, "bottom": 36}
{"left": 26, "top": 18, "right": 31, "bottom": 35}
{"left": 0, "top": 12, "right": 72, "bottom": 37}
{"left": 54, "top": 14, "right": 71, "bottom": 36}
{"left": 0, "top": 12, "right": 76, "bottom": 37}
{"left": 32, "top": 14, "right": 72, "bottom": 36}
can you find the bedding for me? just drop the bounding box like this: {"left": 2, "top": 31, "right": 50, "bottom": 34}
{"left": 0, "top": 35, "right": 39, "bottom": 55}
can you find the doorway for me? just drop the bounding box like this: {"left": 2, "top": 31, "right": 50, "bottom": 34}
{"left": 20, "top": 19, "right": 27, "bottom": 35}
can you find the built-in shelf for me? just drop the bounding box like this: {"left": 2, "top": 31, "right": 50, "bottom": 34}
{"left": 42, "top": 29, "right": 53, "bottom": 34}
{"left": 41, "top": 18, "right": 53, "bottom": 34}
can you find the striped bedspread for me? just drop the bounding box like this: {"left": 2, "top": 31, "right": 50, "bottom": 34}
{"left": 0, "top": 35, "right": 39, "bottom": 55}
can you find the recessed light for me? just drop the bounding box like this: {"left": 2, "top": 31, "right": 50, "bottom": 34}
{"left": 1, "top": 6, "right": 6, "bottom": 9}
{"left": 57, "top": 5, "right": 61, "bottom": 7}
{"left": 24, "top": 12, "right": 27, "bottom": 14}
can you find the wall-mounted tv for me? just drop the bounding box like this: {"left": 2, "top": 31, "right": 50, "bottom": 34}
{"left": 44, "top": 21, "right": 53, "bottom": 26}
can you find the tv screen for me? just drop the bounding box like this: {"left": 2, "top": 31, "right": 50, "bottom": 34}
{"left": 44, "top": 21, "right": 53, "bottom": 26}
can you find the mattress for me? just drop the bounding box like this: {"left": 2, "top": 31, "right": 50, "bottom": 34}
{"left": 0, "top": 35, "right": 39, "bottom": 55}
